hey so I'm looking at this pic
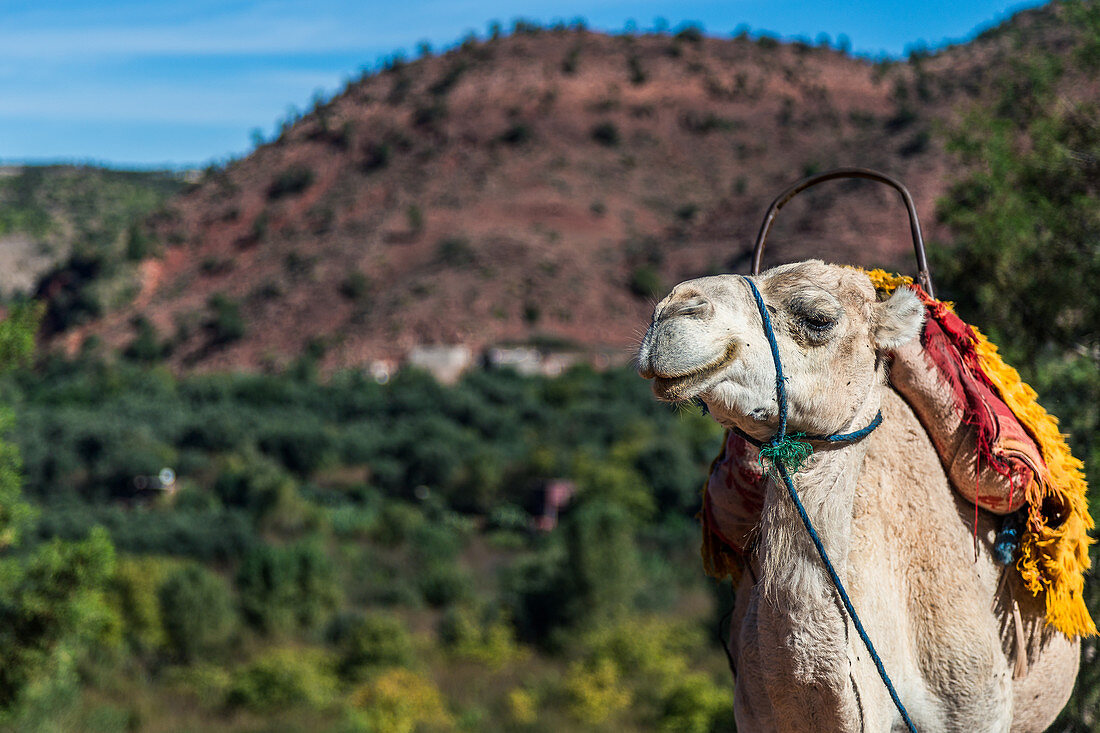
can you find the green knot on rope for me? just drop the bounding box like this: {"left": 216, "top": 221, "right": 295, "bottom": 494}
{"left": 759, "top": 434, "right": 813, "bottom": 475}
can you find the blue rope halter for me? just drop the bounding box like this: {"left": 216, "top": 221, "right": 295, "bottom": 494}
{"left": 737, "top": 275, "right": 918, "bottom": 733}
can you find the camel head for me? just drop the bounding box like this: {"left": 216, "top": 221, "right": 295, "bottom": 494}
{"left": 637, "top": 261, "right": 924, "bottom": 440}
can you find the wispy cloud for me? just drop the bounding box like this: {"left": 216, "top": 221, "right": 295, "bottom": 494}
{"left": 1, "top": 68, "right": 344, "bottom": 125}
{"left": 0, "top": 0, "right": 491, "bottom": 61}
{"left": 0, "top": 0, "right": 1050, "bottom": 165}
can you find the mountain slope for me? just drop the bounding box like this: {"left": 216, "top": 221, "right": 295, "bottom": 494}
{"left": 53, "top": 3, "right": 1091, "bottom": 373}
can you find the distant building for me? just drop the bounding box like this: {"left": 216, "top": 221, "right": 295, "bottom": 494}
{"left": 407, "top": 345, "right": 473, "bottom": 384}
{"left": 484, "top": 346, "right": 584, "bottom": 377}
{"left": 393, "top": 342, "right": 626, "bottom": 384}
{"left": 484, "top": 346, "right": 542, "bottom": 375}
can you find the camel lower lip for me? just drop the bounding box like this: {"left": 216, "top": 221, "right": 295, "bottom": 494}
{"left": 649, "top": 341, "right": 738, "bottom": 401}
{"left": 652, "top": 375, "right": 693, "bottom": 399}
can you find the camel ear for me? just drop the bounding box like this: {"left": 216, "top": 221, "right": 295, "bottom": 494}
{"left": 873, "top": 287, "right": 924, "bottom": 351}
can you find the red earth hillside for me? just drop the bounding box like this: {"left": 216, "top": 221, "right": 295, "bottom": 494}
{"left": 54, "top": 4, "right": 1085, "bottom": 373}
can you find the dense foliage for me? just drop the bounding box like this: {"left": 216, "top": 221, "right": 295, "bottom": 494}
{"left": 0, "top": 356, "right": 733, "bottom": 731}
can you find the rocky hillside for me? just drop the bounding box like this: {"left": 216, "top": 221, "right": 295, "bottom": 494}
{"left": 46, "top": 2, "right": 1093, "bottom": 373}
{"left": 0, "top": 165, "right": 184, "bottom": 297}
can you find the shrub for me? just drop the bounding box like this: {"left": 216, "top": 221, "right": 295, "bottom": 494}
{"left": 583, "top": 616, "right": 701, "bottom": 683}
{"left": 898, "top": 129, "right": 931, "bottom": 157}
{"left": 212, "top": 449, "right": 312, "bottom": 528}
{"left": 562, "top": 46, "right": 580, "bottom": 74}
{"left": 507, "top": 687, "right": 538, "bottom": 726}
{"left": 362, "top": 142, "right": 391, "bottom": 172}
{"left": 226, "top": 647, "right": 337, "bottom": 710}
{"left": 675, "top": 203, "right": 698, "bottom": 222}
{"left": 675, "top": 24, "right": 703, "bottom": 43}
{"left": 256, "top": 418, "right": 334, "bottom": 476}
{"left": 328, "top": 612, "right": 414, "bottom": 680}
{"left": 413, "top": 101, "right": 447, "bottom": 128}
{"left": 499, "top": 123, "right": 532, "bottom": 145}
{"left": 436, "top": 236, "right": 475, "bottom": 267}
{"left": 205, "top": 294, "right": 245, "bottom": 345}
{"left": 500, "top": 547, "right": 570, "bottom": 643}
{"left": 267, "top": 165, "right": 314, "bottom": 199}
{"left": 563, "top": 657, "right": 631, "bottom": 725}
{"left": 417, "top": 563, "right": 474, "bottom": 608}
{"left": 0, "top": 528, "right": 119, "bottom": 717}
{"left": 250, "top": 211, "right": 269, "bottom": 241}
{"left": 124, "top": 317, "right": 166, "bottom": 363}
{"left": 657, "top": 672, "right": 735, "bottom": 733}
{"left": 591, "top": 122, "right": 620, "bottom": 146}
{"left": 405, "top": 204, "right": 423, "bottom": 234}
{"left": 180, "top": 405, "right": 246, "bottom": 452}
{"left": 339, "top": 271, "right": 371, "bottom": 301}
{"left": 488, "top": 503, "right": 529, "bottom": 532}
{"left": 349, "top": 668, "right": 453, "bottom": 733}
{"left": 36, "top": 505, "right": 257, "bottom": 564}
{"left": 124, "top": 224, "right": 152, "bottom": 261}
{"left": 429, "top": 60, "right": 468, "bottom": 96}
{"left": 236, "top": 541, "right": 340, "bottom": 634}
{"left": 372, "top": 501, "right": 425, "bottom": 546}
{"left": 680, "top": 111, "right": 742, "bottom": 135}
{"left": 109, "top": 555, "right": 175, "bottom": 653}
{"left": 560, "top": 501, "right": 642, "bottom": 627}
{"left": 158, "top": 564, "right": 236, "bottom": 662}
{"left": 437, "top": 606, "right": 523, "bottom": 669}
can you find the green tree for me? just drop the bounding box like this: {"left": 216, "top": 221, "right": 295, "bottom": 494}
{"left": 236, "top": 541, "right": 340, "bottom": 634}
{"left": 933, "top": 102, "right": 1100, "bottom": 366}
{"left": 0, "top": 529, "right": 117, "bottom": 720}
{"left": 327, "top": 612, "right": 414, "bottom": 681}
{"left": 0, "top": 304, "right": 124, "bottom": 726}
{"left": 158, "top": 563, "right": 237, "bottom": 662}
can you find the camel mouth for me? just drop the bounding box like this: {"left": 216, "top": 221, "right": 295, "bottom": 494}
{"left": 646, "top": 341, "right": 739, "bottom": 402}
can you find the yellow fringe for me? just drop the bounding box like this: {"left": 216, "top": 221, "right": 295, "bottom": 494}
{"left": 862, "top": 268, "right": 914, "bottom": 292}
{"left": 969, "top": 331, "right": 1096, "bottom": 637}
{"left": 861, "top": 268, "right": 1096, "bottom": 638}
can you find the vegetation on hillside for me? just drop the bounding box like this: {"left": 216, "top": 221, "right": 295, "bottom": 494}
{"left": 0, "top": 165, "right": 184, "bottom": 329}
{"left": 0, "top": 166, "right": 181, "bottom": 244}
{"left": 0, "top": 355, "right": 736, "bottom": 731}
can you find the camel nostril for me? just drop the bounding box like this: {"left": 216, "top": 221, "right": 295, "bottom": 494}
{"left": 663, "top": 296, "right": 714, "bottom": 321}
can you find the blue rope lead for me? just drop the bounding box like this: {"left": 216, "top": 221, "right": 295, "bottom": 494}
{"left": 740, "top": 276, "right": 918, "bottom": 733}
{"left": 776, "top": 460, "right": 918, "bottom": 733}
{"left": 743, "top": 269, "right": 790, "bottom": 442}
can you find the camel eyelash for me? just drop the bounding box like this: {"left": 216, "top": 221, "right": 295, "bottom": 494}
{"left": 800, "top": 312, "right": 837, "bottom": 331}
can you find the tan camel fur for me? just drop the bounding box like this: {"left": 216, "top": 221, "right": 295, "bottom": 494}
{"left": 637, "top": 261, "right": 1078, "bottom": 732}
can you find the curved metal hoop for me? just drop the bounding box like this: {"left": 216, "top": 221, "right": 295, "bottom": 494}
{"left": 750, "top": 167, "right": 935, "bottom": 298}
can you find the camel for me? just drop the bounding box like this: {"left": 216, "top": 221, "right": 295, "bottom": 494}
{"left": 636, "top": 261, "right": 1079, "bottom": 732}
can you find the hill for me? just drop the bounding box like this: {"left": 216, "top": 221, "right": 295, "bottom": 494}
{"left": 36, "top": 2, "right": 1099, "bottom": 373}
{"left": 0, "top": 165, "right": 185, "bottom": 298}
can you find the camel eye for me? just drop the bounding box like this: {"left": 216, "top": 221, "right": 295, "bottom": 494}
{"left": 786, "top": 291, "right": 841, "bottom": 338}
{"left": 800, "top": 312, "right": 837, "bottom": 332}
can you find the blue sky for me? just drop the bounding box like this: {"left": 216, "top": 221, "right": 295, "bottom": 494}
{"left": 0, "top": 0, "right": 1047, "bottom": 169}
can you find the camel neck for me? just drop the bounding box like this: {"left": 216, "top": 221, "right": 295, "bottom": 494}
{"left": 757, "top": 390, "right": 880, "bottom": 604}
{"left": 746, "top": 391, "right": 883, "bottom": 731}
